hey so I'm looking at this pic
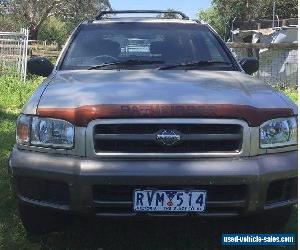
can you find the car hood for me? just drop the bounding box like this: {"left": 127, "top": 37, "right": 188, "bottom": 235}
{"left": 38, "top": 70, "right": 292, "bottom": 109}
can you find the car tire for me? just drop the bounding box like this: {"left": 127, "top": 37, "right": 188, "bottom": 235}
{"left": 18, "top": 202, "right": 71, "bottom": 234}
{"left": 254, "top": 206, "right": 293, "bottom": 232}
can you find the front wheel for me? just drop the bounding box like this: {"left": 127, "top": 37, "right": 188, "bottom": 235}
{"left": 18, "top": 202, "right": 71, "bottom": 234}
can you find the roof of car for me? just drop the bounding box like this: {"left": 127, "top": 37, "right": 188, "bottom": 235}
{"left": 91, "top": 17, "right": 199, "bottom": 24}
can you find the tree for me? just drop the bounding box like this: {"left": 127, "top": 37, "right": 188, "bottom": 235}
{"left": 198, "top": 7, "right": 226, "bottom": 38}
{"left": 157, "top": 8, "right": 182, "bottom": 19}
{"left": 212, "top": 0, "right": 298, "bottom": 21}
{"left": 198, "top": 0, "right": 298, "bottom": 40}
{"left": 38, "top": 16, "right": 70, "bottom": 45}
{"left": 256, "top": 0, "right": 298, "bottom": 19}
{"left": 1, "top": 0, "right": 111, "bottom": 39}
{"left": 212, "top": 0, "right": 257, "bottom": 22}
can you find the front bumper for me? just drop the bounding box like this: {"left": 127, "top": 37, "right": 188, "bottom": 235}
{"left": 9, "top": 147, "right": 297, "bottom": 217}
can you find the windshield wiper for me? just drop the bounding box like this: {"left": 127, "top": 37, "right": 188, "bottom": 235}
{"left": 88, "top": 59, "right": 165, "bottom": 70}
{"left": 158, "top": 60, "right": 233, "bottom": 70}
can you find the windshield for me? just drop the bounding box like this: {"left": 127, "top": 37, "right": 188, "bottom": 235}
{"left": 61, "top": 23, "right": 234, "bottom": 70}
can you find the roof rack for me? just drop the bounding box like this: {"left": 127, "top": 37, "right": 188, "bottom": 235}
{"left": 95, "top": 10, "right": 189, "bottom": 20}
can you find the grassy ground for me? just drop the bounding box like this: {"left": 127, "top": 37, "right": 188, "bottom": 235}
{"left": 0, "top": 75, "right": 297, "bottom": 250}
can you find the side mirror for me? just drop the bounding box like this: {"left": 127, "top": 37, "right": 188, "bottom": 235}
{"left": 27, "top": 57, "right": 54, "bottom": 77}
{"left": 239, "top": 57, "right": 259, "bottom": 75}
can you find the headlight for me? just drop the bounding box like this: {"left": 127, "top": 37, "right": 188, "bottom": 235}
{"left": 31, "top": 117, "right": 74, "bottom": 148}
{"left": 16, "top": 115, "right": 74, "bottom": 149}
{"left": 260, "top": 117, "right": 297, "bottom": 148}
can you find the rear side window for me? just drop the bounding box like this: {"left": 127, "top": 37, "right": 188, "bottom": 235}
{"left": 61, "top": 23, "right": 232, "bottom": 70}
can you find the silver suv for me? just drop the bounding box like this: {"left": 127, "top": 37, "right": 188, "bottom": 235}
{"left": 9, "top": 10, "right": 297, "bottom": 234}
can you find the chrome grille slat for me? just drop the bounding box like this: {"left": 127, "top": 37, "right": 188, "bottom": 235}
{"left": 94, "top": 133, "right": 242, "bottom": 141}
{"left": 86, "top": 118, "right": 250, "bottom": 158}
{"left": 183, "top": 133, "right": 242, "bottom": 141}
{"left": 94, "top": 134, "right": 156, "bottom": 141}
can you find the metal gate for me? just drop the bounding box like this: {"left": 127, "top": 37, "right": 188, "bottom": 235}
{"left": 0, "top": 28, "right": 29, "bottom": 81}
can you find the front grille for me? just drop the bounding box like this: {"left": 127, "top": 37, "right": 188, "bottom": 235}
{"left": 93, "top": 122, "right": 244, "bottom": 155}
{"left": 93, "top": 185, "right": 248, "bottom": 216}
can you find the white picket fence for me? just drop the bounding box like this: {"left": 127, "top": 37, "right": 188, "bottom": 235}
{"left": 0, "top": 28, "right": 29, "bottom": 81}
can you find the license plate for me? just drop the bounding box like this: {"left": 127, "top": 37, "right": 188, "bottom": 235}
{"left": 133, "top": 190, "right": 206, "bottom": 212}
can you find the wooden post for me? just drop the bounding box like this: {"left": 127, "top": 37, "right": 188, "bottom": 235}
{"left": 282, "top": 19, "right": 288, "bottom": 27}
{"left": 257, "top": 23, "right": 261, "bottom": 31}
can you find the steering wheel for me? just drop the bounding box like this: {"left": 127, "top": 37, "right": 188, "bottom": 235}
{"left": 90, "top": 55, "right": 118, "bottom": 63}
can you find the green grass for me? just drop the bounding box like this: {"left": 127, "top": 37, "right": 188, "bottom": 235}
{"left": 281, "top": 88, "right": 298, "bottom": 103}
{"left": 0, "top": 75, "right": 297, "bottom": 250}
{"left": 0, "top": 75, "right": 41, "bottom": 111}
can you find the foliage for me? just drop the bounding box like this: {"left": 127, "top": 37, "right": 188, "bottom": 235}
{"left": 0, "top": 14, "right": 21, "bottom": 31}
{"left": 212, "top": 0, "right": 298, "bottom": 21}
{"left": 283, "top": 88, "right": 298, "bottom": 103}
{"left": 0, "top": 75, "right": 41, "bottom": 111}
{"left": 157, "top": 8, "right": 181, "bottom": 19}
{"left": 38, "top": 16, "right": 70, "bottom": 45}
{"left": 0, "top": 0, "right": 112, "bottom": 40}
{"left": 212, "top": 0, "right": 253, "bottom": 22}
{"left": 0, "top": 74, "right": 42, "bottom": 250}
{"left": 275, "top": 86, "right": 298, "bottom": 103}
{"left": 251, "top": 0, "right": 298, "bottom": 19}
{"left": 198, "top": 7, "right": 226, "bottom": 39}
{"left": 199, "top": 0, "right": 298, "bottom": 39}
{"left": 198, "top": 0, "right": 244, "bottom": 39}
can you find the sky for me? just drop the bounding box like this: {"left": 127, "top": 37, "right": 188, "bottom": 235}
{"left": 109, "top": 0, "right": 212, "bottom": 19}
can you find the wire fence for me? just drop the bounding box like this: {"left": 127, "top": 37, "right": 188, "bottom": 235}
{"left": 0, "top": 29, "right": 29, "bottom": 81}
{"left": 228, "top": 42, "right": 298, "bottom": 87}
